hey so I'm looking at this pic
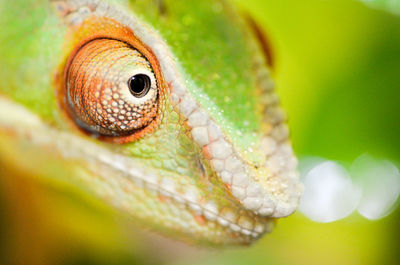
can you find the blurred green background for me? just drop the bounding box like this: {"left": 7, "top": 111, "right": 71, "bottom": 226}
{"left": 1, "top": 0, "right": 400, "bottom": 264}
{"left": 199, "top": 0, "right": 400, "bottom": 264}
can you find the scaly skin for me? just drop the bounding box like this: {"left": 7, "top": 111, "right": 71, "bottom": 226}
{"left": 0, "top": 0, "right": 302, "bottom": 246}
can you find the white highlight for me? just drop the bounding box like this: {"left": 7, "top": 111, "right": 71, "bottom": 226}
{"left": 352, "top": 155, "right": 400, "bottom": 220}
{"left": 299, "top": 160, "right": 361, "bottom": 223}
{"left": 299, "top": 156, "right": 400, "bottom": 222}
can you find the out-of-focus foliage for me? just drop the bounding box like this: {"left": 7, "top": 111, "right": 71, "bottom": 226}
{"left": 236, "top": 0, "right": 400, "bottom": 166}
{"left": 205, "top": 0, "right": 400, "bottom": 264}
{"left": 359, "top": 0, "right": 400, "bottom": 15}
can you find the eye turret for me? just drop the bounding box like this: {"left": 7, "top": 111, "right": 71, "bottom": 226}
{"left": 65, "top": 38, "right": 159, "bottom": 137}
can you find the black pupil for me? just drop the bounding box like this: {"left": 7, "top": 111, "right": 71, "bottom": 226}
{"left": 128, "top": 74, "right": 151, "bottom": 98}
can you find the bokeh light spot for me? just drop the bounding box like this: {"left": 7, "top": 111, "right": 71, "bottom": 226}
{"left": 351, "top": 154, "right": 400, "bottom": 220}
{"left": 299, "top": 160, "right": 361, "bottom": 222}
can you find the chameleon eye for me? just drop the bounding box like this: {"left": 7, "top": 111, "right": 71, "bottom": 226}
{"left": 64, "top": 38, "right": 160, "bottom": 140}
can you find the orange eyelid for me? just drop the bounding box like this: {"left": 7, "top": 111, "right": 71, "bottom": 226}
{"left": 58, "top": 16, "right": 166, "bottom": 144}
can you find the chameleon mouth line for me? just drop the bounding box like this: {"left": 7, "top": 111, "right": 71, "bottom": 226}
{"left": 0, "top": 96, "right": 272, "bottom": 239}
{"left": 96, "top": 160, "right": 273, "bottom": 238}
{"left": 97, "top": 164, "right": 272, "bottom": 238}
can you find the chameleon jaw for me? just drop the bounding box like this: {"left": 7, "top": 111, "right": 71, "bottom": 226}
{"left": 0, "top": 96, "right": 274, "bottom": 244}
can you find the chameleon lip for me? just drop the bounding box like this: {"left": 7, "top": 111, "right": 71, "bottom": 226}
{"left": 54, "top": 0, "right": 302, "bottom": 219}
{"left": 0, "top": 96, "right": 273, "bottom": 239}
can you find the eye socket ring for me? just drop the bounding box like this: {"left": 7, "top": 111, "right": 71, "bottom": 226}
{"left": 59, "top": 18, "right": 166, "bottom": 143}
{"left": 64, "top": 38, "right": 159, "bottom": 138}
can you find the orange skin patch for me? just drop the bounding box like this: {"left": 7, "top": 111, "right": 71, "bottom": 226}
{"left": 202, "top": 146, "right": 212, "bottom": 159}
{"left": 57, "top": 16, "right": 167, "bottom": 143}
{"left": 194, "top": 215, "right": 206, "bottom": 226}
{"left": 158, "top": 195, "right": 170, "bottom": 203}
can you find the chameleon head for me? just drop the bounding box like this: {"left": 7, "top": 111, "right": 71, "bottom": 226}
{"left": 0, "top": 0, "right": 302, "bottom": 245}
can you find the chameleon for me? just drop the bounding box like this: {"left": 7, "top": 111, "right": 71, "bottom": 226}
{"left": 0, "top": 0, "right": 302, "bottom": 246}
